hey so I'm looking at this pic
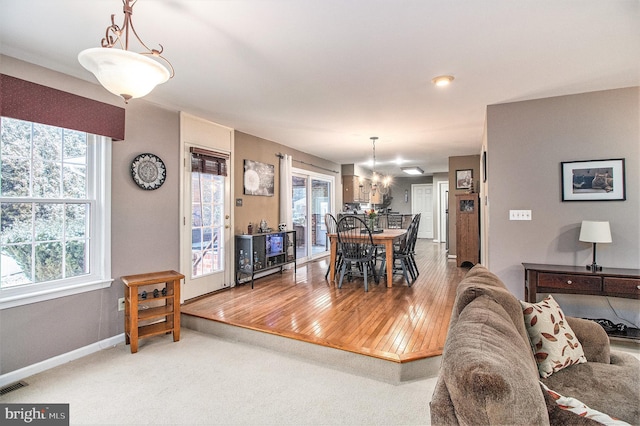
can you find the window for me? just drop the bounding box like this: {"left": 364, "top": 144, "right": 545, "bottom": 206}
{"left": 0, "top": 117, "right": 111, "bottom": 309}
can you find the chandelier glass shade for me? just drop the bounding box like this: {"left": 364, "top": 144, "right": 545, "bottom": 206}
{"left": 78, "top": 0, "right": 174, "bottom": 103}
{"left": 78, "top": 48, "right": 170, "bottom": 101}
{"left": 360, "top": 137, "right": 391, "bottom": 198}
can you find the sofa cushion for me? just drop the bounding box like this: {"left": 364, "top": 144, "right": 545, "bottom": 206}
{"left": 541, "top": 351, "right": 640, "bottom": 425}
{"left": 520, "top": 295, "right": 586, "bottom": 378}
{"left": 441, "top": 294, "right": 548, "bottom": 425}
{"left": 540, "top": 382, "right": 630, "bottom": 425}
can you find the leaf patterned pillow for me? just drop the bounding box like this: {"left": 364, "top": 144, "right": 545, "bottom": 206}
{"left": 520, "top": 295, "right": 586, "bottom": 378}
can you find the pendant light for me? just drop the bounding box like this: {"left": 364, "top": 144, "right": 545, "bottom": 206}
{"left": 78, "top": 0, "right": 174, "bottom": 103}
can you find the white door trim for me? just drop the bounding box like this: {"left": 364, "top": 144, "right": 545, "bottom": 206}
{"left": 179, "top": 113, "right": 234, "bottom": 303}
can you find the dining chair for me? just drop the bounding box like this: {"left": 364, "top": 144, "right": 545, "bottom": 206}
{"left": 377, "top": 214, "right": 388, "bottom": 230}
{"left": 388, "top": 215, "right": 402, "bottom": 229}
{"left": 378, "top": 215, "right": 419, "bottom": 286}
{"left": 407, "top": 213, "right": 421, "bottom": 278}
{"left": 324, "top": 213, "right": 341, "bottom": 279}
{"left": 336, "top": 215, "right": 379, "bottom": 292}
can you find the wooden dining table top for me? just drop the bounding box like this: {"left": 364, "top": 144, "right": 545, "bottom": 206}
{"left": 327, "top": 228, "right": 407, "bottom": 241}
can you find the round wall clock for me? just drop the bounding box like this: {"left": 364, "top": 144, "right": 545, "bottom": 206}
{"left": 130, "top": 153, "right": 166, "bottom": 190}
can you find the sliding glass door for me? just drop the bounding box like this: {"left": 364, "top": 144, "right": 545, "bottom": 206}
{"left": 292, "top": 170, "right": 334, "bottom": 263}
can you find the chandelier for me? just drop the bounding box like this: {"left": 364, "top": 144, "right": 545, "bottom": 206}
{"left": 360, "top": 137, "right": 391, "bottom": 198}
{"left": 78, "top": 0, "right": 174, "bottom": 103}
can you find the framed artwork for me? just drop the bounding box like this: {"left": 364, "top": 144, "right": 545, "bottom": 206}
{"left": 456, "top": 169, "right": 473, "bottom": 190}
{"left": 561, "top": 158, "right": 625, "bottom": 201}
{"left": 243, "top": 159, "right": 275, "bottom": 196}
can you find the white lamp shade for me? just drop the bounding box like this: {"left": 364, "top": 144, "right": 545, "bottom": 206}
{"left": 78, "top": 48, "right": 170, "bottom": 100}
{"left": 579, "top": 220, "right": 612, "bottom": 243}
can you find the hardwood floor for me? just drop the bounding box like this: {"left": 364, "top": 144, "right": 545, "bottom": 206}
{"left": 182, "top": 240, "right": 469, "bottom": 363}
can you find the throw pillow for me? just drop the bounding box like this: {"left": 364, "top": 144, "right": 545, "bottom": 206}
{"left": 520, "top": 295, "right": 586, "bottom": 378}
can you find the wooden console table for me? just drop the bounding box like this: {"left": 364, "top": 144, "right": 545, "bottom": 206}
{"left": 523, "top": 263, "right": 640, "bottom": 342}
{"left": 523, "top": 263, "right": 640, "bottom": 303}
{"left": 122, "top": 270, "right": 184, "bottom": 353}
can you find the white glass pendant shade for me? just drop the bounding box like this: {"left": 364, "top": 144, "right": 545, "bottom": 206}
{"left": 78, "top": 48, "right": 170, "bottom": 101}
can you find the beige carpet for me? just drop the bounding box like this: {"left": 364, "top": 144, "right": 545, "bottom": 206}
{"left": 1, "top": 329, "right": 437, "bottom": 425}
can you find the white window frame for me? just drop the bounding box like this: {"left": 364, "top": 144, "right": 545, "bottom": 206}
{"left": 0, "top": 130, "right": 112, "bottom": 310}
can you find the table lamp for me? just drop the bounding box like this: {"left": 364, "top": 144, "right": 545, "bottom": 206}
{"left": 579, "top": 220, "right": 612, "bottom": 271}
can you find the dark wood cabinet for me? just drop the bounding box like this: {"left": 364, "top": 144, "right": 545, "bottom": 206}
{"left": 523, "top": 263, "right": 640, "bottom": 341}
{"left": 523, "top": 263, "right": 640, "bottom": 302}
{"left": 455, "top": 193, "right": 479, "bottom": 267}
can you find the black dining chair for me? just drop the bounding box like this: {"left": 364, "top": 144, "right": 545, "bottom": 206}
{"left": 407, "top": 213, "right": 421, "bottom": 278}
{"left": 324, "top": 213, "right": 342, "bottom": 279}
{"left": 336, "top": 215, "right": 379, "bottom": 292}
{"left": 378, "top": 214, "right": 420, "bottom": 286}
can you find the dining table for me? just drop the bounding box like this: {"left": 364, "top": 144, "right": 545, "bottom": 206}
{"left": 328, "top": 228, "right": 408, "bottom": 288}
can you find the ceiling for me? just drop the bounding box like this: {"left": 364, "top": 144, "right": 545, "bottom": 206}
{"left": 1, "top": 1, "right": 638, "bottom": 176}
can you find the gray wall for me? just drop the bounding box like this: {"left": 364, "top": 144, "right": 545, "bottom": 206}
{"left": 487, "top": 87, "right": 639, "bottom": 326}
{"left": 387, "top": 176, "right": 433, "bottom": 214}
{"left": 0, "top": 56, "right": 180, "bottom": 374}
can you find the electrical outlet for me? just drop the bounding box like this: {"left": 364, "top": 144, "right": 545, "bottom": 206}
{"left": 509, "top": 210, "right": 532, "bottom": 220}
{"left": 118, "top": 297, "right": 125, "bottom": 311}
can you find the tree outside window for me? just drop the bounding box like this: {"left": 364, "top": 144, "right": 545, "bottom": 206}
{"left": 1, "top": 117, "right": 91, "bottom": 288}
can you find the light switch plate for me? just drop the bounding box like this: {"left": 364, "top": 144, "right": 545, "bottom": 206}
{"left": 509, "top": 210, "right": 532, "bottom": 220}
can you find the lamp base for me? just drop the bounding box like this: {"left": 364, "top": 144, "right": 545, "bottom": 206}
{"left": 586, "top": 263, "right": 603, "bottom": 272}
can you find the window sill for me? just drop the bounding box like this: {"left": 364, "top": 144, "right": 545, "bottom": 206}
{"left": 0, "top": 278, "right": 114, "bottom": 310}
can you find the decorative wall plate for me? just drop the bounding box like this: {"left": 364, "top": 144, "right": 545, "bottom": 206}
{"left": 131, "top": 153, "right": 166, "bottom": 190}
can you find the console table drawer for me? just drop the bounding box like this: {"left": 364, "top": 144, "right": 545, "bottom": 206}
{"left": 604, "top": 277, "right": 640, "bottom": 298}
{"left": 538, "top": 273, "right": 601, "bottom": 292}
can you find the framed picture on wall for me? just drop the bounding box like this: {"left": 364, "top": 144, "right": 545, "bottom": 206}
{"left": 243, "top": 159, "right": 275, "bottom": 196}
{"left": 561, "top": 158, "right": 625, "bottom": 201}
{"left": 456, "top": 169, "right": 473, "bottom": 190}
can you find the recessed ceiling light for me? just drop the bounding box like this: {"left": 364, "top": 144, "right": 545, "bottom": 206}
{"left": 401, "top": 166, "right": 424, "bottom": 175}
{"left": 432, "top": 75, "right": 454, "bottom": 87}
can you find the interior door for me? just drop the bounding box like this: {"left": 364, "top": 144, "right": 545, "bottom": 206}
{"left": 181, "top": 146, "right": 231, "bottom": 301}
{"left": 412, "top": 184, "right": 433, "bottom": 238}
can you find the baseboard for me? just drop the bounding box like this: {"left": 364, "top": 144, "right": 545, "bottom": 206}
{"left": 0, "top": 333, "right": 125, "bottom": 387}
{"left": 447, "top": 254, "right": 456, "bottom": 259}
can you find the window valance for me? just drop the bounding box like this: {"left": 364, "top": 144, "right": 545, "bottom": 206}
{"left": 190, "top": 147, "right": 228, "bottom": 176}
{"left": 0, "top": 74, "right": 125, "bottom": 141}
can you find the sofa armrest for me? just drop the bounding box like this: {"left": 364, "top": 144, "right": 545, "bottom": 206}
{"left": 566, "top": 317, "right": 610, "bottom": 364}
{"left": 610, "top": 350, "right": 640, "bottom": 367}
{"left": 430, "top": 377, "right": 460, "bottom": 425}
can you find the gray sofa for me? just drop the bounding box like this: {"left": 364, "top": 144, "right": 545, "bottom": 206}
{"left": 430, "top": 265, "right": 639, "bottom": 425}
